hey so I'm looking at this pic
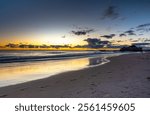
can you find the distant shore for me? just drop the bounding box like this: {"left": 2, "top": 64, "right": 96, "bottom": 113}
{"left": 0, "top": 53, "right": 150, "bottom": 98}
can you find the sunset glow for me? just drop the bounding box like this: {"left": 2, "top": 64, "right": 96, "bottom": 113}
{"left": 0, "top": 0, "right": 150, "bottom": 49}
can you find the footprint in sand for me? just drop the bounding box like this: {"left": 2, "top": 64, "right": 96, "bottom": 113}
{"left": 40, "top": 85, "right": 49, "bottom": 89}
{"left": 124, "top": 86, "right": 129, "bottom": 89}
{"left": 108, "top": 71, "right": 112, "bottom": 74}
{"left": 92, "top": 74, "right": 97, "bottom": 77}
{"left": 121, "top": 91, "right": 125, "bottom": 93}
{"left": 70, "top": 79, "right": 77, "bottom": 82}
{"left": 76, "top": 91, "right": 82, "bottom": 94}
{"left": 146, "top": 77, "right": 150, "bottom": 81}
{"left": 0, "top": 94, "right": 7, "bottom": 97}
{"left": 90, "top": 83, "right": 98, "bottom": 95}
{"left": 90, "top": 83, "right": 97, "bottom": 87}
{"left": 91, "top": 90, "right": 96, "bottom": 94}
{"left": 20, "top": 88, "right": 28, "bottom": 91}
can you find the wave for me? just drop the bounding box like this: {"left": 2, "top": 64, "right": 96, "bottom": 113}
{"left": 0, "top": 51, "right": 112, "bottom": 63}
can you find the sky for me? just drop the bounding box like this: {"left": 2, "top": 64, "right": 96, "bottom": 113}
{"left": 0, "top": 0, "right": 150, "bottom": 46}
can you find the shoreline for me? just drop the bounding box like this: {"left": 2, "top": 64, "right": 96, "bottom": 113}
{"left": 0, "top": 48, "right": 120, "bottom": 51}
{"left": 0, "top": 53, "right": 150, "bottom": 98}
{"left": 0, "top": 52, "right": 123, "bottom": 87}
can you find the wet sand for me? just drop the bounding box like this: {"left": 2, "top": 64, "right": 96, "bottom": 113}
{"left": 0, "top": 53, "right": 150, "bottom": 98}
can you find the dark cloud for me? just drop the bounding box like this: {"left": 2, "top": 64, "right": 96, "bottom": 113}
{"left": 71, "top": 29, "right": 94, "bottom": 36}
{"left": 85, "top": 38, "right": 101, "bottom": 43}
{"left": 84, "top": 38, "right": 109, "bottom": 48}
{"left": 101, "top": 34, "right": 115, "bottom": 39}
{"left": 133, "top": 43, "right": 150, "bottom": 46}
{"left": 138, "top": 28, "right": 150, "bottom": 33}
{"left": 119, "top": 33, "right": 126, "bottom": 37}
{"left": 121, "top": 23, "right": 150, "bottom": 37}
{"left": 124, "top": 30, "right": 134, "bottom": 33}
{"left": 124, "top": 30, "right": 136, "bottom": 36}
{"left": 136, "top": 23, "right": 150, "bottom": 33}
{"left": 101, "top": 5, "right": 119, "bottom": 20}
{"left": 136, "top": 28, "right": 145, "bottom": 32}
{"left": 128, "top": 33, "right": 136, "bottom": 36}
{"left": 72, "top": 31, "right": 86, "bottom": 35}
{"left": 137, "top": 23, "right": 150, "bottom": 28}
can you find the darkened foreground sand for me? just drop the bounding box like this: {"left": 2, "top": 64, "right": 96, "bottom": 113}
{"left": 0, "top": 53, "right": 150, "bottom": 98}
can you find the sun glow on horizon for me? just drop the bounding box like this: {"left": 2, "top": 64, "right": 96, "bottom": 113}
{"left": 0, "top": 32, "right": 145, "bottom": 47}
{"left": 0, "top": 33, "right": 87, "bottom": 46}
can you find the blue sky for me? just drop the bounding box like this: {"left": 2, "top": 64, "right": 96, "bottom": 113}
{"left": 0, "top": 0, "right": 150, "bottom": 45}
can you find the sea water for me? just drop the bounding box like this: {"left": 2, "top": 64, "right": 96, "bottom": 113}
{"left": 0, "top": 51, "right": 123, "bottom": 87}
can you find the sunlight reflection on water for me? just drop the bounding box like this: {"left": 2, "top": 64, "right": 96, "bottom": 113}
{"left": 0, "top": 53, "right": 122, "bottom": 87}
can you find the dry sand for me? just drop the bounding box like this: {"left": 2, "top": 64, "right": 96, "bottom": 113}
{"left": 0, "top": 53, "right": 150, "bottom": 98}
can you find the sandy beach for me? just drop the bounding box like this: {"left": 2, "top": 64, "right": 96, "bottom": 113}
{"left": 0, "top": 53, "right": 150, "bottom": 98}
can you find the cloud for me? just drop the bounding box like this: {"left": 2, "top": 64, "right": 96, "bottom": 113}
{"left": 101, "top": 5, "right": 119, "bottom": 20}
{"left": 84, "top": 38, "right": 101, "bottom": 43}
{"left": 123, "top": 23, "right": 150, "bottom": 36}
{"left": 124, "top": 30, "right": 136, "bottom": 35}
{"left": 84, "top": 38, "right": 109, "bottom": 48}
{"left": 137, "top": 23, "right": 150, "bottom": 28}
{"left": 101, "top": 34, "right": 115, "bottom": 39}
{"left": 128, "top": 33, "right": 136, "bottom": 36}
{"left": 136, "top": 28, "right": 145, "bottom": 32}
{"left": 71, "top": 29, "right": 94, "bottom": 36}
{"left": 144, "top": 39, "right": 150, "bottom": 42}
{"left": 72, "top": 31, "right": 86, "bottom": 35}
{"left": 119, "top": 33, "right": 126, "bottom": 37}
{"left": 136, "top": 23, "right": 150, "bottom": 33}
{"left": 124, "top": 30, "right": 134, "bottom": 33}
{"left": 133, "top": 43, "right": 150, "bottom": 46}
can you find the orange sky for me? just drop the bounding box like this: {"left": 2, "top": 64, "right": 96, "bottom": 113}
{"left": 0, "top": 32, "right": 134, "bottom": 46}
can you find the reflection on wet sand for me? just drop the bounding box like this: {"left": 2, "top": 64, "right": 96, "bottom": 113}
{"left": 0, "top": 57, "right": 105, "bottom": 87}
{"left": 0, "top": 51, "right": 125, "bottom": 87}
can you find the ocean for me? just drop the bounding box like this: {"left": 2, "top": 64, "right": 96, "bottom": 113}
{"left": 0, "top": 51, "right": 124, "bottom": 87}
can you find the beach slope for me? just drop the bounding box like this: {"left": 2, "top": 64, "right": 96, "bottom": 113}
{"left": 0, "top": 53, "right": 150, "bottom": 98}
